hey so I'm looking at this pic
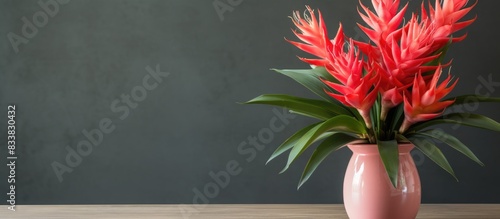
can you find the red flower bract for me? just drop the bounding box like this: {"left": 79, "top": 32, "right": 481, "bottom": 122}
{"left": 320, "top": 38, "right": 380, "bottom": 128}
{"left": 357, "top": 0, "right": 408, "bottom": 46}
{"left": 287, "top": 6, "right": 333, "bottom": 67}
{"left": 400, "top": 66, "right": 458, "bottom": 132}
{"left": 288, "top": 7, "right": 379, "bottom": 128}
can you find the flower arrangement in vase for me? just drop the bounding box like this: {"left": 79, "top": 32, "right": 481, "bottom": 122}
{"left": 244, "top": 0, "right": 499, "bottom": 218}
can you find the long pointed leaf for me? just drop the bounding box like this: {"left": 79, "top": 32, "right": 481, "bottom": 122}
{"left": 377, "top": 140, "right": 399, "bottom": 188}
{"left": 281, "top": 115, "right": 366, "bottom": 173}
{"left": 266, "top": 123, "right": 321, "bottom": 164}
{"left": 412, "top": 130, "right": 484, "bottom": 166}
{"left": 298, "top": 133, "right": 360, "bottom": 189}
{"left": 408, "top": 113, "right": 500, "bottom": 132}
{"left": 244, "top": 94, "right": 348, "bottom": 120}
{"left": 370, "top": 98, "right": 381, "bottom": 135}
{"left": 273, "top": 67, "right": 361, "bottom": 121}
{"left": 389, "top": 104, "right": 404, "bottom": 136}
{"left": 446, "top": 95, "right": 500, "bottom": 105}
{"left": 273, "top": 68, "right": 335, "bottom": 102}
{"left": 407, "top": 136, "right": 457, "bottom": 180}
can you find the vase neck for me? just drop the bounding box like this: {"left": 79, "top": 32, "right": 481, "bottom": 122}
{"left": 347, "top": 144, "right": 414, "bottom": 155}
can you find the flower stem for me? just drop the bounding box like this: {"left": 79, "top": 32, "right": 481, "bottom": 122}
{"left": 380, "top": 104, "right": 390, "bottom": 122}
{"left": 399, "top": 119, "right": 411, "bottom": 134}
{"left": 358, "top": 109, "right": 372, "bottom": 130}
{"left": 367, "top": 129, "right": 376, "bottom": 143}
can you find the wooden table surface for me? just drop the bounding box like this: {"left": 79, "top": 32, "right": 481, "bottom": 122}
{"left": 1, "top": 204, "right": 499, "bottom": 219}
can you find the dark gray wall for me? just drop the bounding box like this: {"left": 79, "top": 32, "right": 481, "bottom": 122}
{"left": 1, "top": 0, "right": 499, "bottom": 204}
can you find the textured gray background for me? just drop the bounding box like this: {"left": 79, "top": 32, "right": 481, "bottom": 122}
{"left": 0, "top": 0, "right": 499, "bottom": 204}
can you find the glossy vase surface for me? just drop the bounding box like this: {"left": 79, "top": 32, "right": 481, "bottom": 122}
{"left": 343, "top": 144, "right": 421, "bottom": 219}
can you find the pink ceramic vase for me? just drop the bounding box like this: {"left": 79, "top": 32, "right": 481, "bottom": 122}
{"left": 343, "top": 144, "right": 421, "bottom": 219}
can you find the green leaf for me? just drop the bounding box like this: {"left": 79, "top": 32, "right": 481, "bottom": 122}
{"left": 370, "top": 98, "right": 381, "bottom": 132}
{"left": 407, "top": 136, "right": 457, "bottom": 180}
{"left": 273, "top": 68, "right": 338, "bottom": 102}
{"left": 377, "top": 140, "right": 399, "bottom": 188}
{"left": 244, "top": 94, "right": 348, "bottom": 120}
{"left": 446, "top": 95, "right": 500, "bottom": 105}
{"left": 267, "top": 123, "right": 322, "bottom": 164}
{"left": 424, "top": 41, "right": 451, "bottom": 68}
{"left": 408, "top": 113, "right": 500, "bottom": 133}
{"left": 388, "top": 104, "right": 404, "bottom": 137}
{"left": 298, "top": 133, "right": 360, "bottom": 189}
{"left": 274, "top": 67, "right": 362, "bottom": 122}
{"left": 411, "top": 130, "right": 484, "bottom": 166}
{"left": 281, "top": 115, "right": 366, "bottom": 173}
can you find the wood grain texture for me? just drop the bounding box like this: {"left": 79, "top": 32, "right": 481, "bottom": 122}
{"left": 1, "top": 204, "right": 499, "bottom": 219}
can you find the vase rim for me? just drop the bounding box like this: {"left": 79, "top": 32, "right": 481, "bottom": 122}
{"left": 348, "top": 142, "right": 414, "bottom": 146}
{"left": 347, "top": 143, "right": 415, "bottom": 154}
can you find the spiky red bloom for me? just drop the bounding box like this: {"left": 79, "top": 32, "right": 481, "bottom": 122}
{"left": 357, "top": 0, "right": 408, "bottom": 46}
{"left": 287, "top": 6, "right": 333, "bottom": 67}
{"left": 288, "top": 7, "right": 379, "bottom": 128}
{"left": 400, "top": 66, "right": 458, "bottom": 132}
{"left": 423, "top": 0, "right": 477, "bottom": 50}
{"left": 357, "top": 0, "right": 475, "bottom": 119}
{"left": 320, "top": 39, "right": 380, "bottom": 120}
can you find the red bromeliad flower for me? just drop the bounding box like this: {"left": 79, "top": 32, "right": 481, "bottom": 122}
{"left": 356, "top": 0, "right": 476, "bottom": 120}
{"left": 320, "top": 39, "right": 380, "bottom": 128}
{"left": 288, "top": 7, "right": 379, "bottom": 128}
{"left": 377, "top": 15, "right": 442, "bottom": 118}
{"left": 400, "top": 66, "right": 458, "bottom": 133}
{"left": 357, "top": 0, "right": 408, "bottom": 47}
{"left": 287, "top": 6, "right": 333, "bottom": 68}
{"left": 423, "top": 0, "right": 477, "bottom": 50}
